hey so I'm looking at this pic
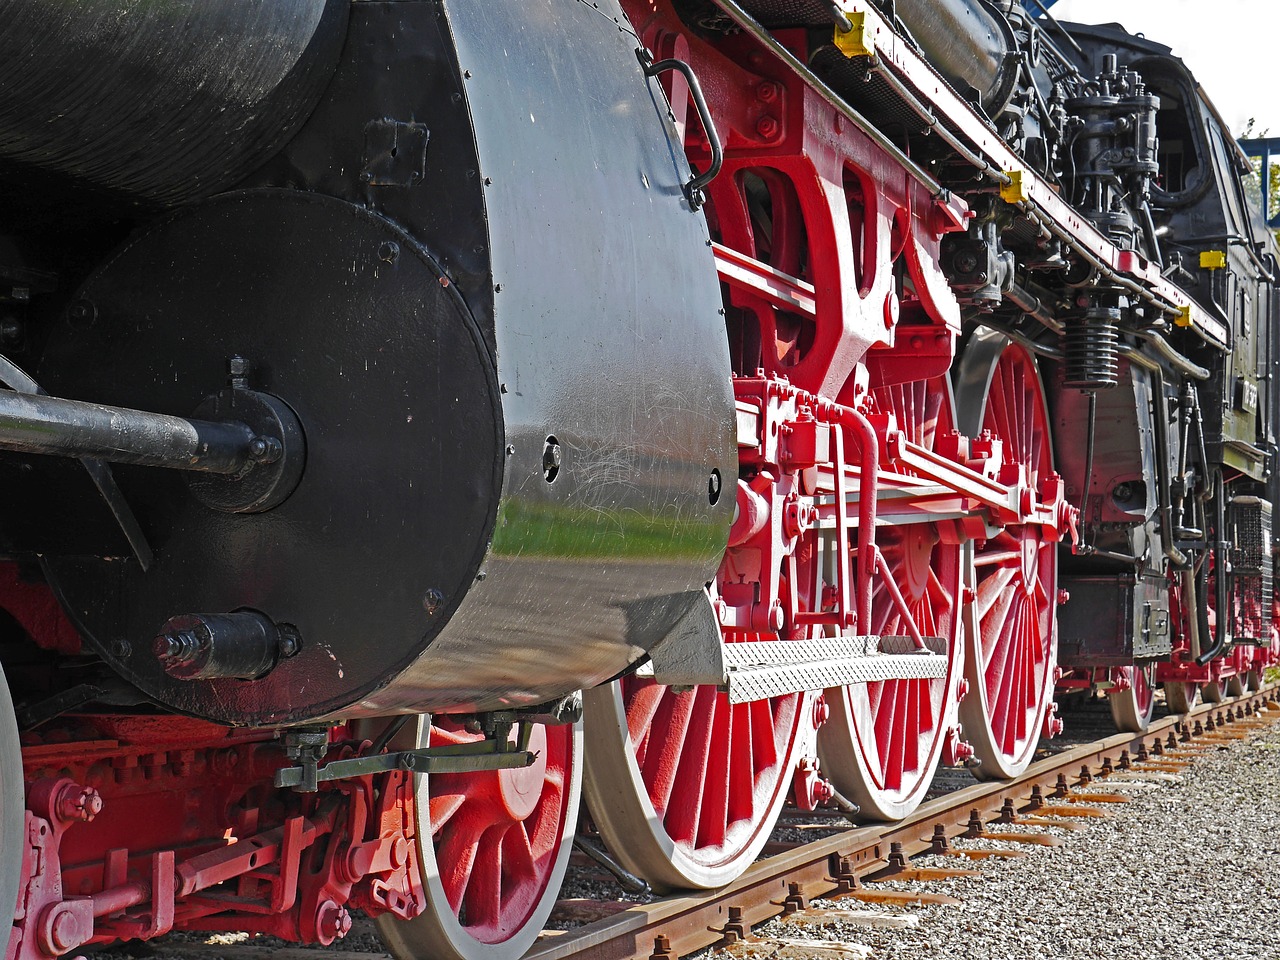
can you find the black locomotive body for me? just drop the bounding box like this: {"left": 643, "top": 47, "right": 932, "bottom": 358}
{"left": 0, "top": 0, "right": 735, "bottom": 726}
{"left": 2, "top": 0, "right": 1276, "bottom": 957}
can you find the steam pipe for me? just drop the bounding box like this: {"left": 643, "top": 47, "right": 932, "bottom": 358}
{"left": 1149, "top": 367, "right": 1190, "bottom": 569}
{"left": 0, "top": 391, "right": 272, "bottom": 475}
{"left": 890, "top": 0, "right": 1020, "bottom": 114}
{"left": 1194, "top": 471, "right": 1230, "bottom": 665}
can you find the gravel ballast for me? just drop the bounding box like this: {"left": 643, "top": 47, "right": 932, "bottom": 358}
{"left": 717, "top": 711, "right": 1280, "bottom": 960}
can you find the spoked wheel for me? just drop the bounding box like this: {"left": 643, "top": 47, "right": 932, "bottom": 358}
{"left": 1226, "top": 669, "right": 1247, "bottom": 698}
{"left": 817, "top": 377, "right": 963, "bottom": 820}
{"left": 1162, "top": 681, "right": 1200, "bottom": 713}
{"left": 1108, "top": 664, "right": 1156, "bottom": 733}
{"left": 376, "top": 717, "right": 581, "bottom": 960}
{"left": 1200, "top": 679, "right": 1225, "bottom": 703}
{"left": 1226, "top": 645, "right": 1254, "bottom": 697}
{"left": 582, "top": 674, "right": 807, "bottom": 890}
{"left": 1, "top": 663, "right": 21, "bottom": 926}
{"left": 954, "top": 332, "right": 1058, "bottom": 780}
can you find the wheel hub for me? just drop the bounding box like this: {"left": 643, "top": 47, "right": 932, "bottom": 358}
{"left": 900, "top": 526, "right": 938, "bottom": 602}
{"left": 1020, "top": 534, "right": 1039, "bottom": 593}
{"left": 497, "top": 724, "right": 548, "bottom": 820}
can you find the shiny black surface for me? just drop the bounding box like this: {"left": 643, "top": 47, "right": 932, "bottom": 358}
{"left": 40, "top": 191, "right": 502, "bottom": 726}
{"left": 0, "top": 0, "right": 348, "bottom": 212}
{"left": 13, "top": 0, "right": 736, "bottom": 723}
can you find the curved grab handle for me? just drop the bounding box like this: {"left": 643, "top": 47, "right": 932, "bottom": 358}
{"left": 638, "top": 50, "right": 723, "bottom": 210}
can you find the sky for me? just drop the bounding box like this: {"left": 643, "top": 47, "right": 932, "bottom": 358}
{"left": 1047, "top": 0, "right": 1274, "bottom": 139}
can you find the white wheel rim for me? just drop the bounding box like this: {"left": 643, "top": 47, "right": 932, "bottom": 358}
{"left": 582, "top": 680, "right": 812, "bottom": 890}
{"left": 1108, "top": 664, "right": 1156, "bottom": 732}
{"left": 376, "top": 716, "right": 581, "bottom": 960}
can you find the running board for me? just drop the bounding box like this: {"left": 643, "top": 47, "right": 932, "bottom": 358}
{"left": 639, "top": 635, "right": 949, "bottom": 704}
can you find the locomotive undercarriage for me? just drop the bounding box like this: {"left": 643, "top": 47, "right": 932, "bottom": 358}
{"left": 4, "top": 0, "right": 1279, "bottom": 956}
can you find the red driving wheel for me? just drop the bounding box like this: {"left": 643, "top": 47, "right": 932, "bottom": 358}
{"left": 376, "top": 717, "right": 580, "bottom": 960}
{"left": 582, "top": 671, "right": 807, "bottom": 890}
{"left": 817, "top": 376, "right": 963, "bottom": 819}
{"left": 955, "top": 333, "right": 1058, "bottom": 779}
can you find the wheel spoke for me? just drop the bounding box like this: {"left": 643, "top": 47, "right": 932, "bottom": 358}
{"left": 461, "top": 831, "right": 504, "bottom": 933}
{"left": 435, "top": 810, "right": 488, "bottom": 914}
{"left": 874, "top": 679, "right": 899, "bottom": 769}
{"left": 625, "top": 680, "right": 667, "bottom": 754}
{"left": 525, "top": 770, "right": 564, "bottom": 857}
{"left": 883, "top": 684, "right": 905, "bottom": 789}
{"left": 727, "top": 700, "right": 755, "bottom": 824}
{"left": 975, "top": 565, "right": 1018, "bottom": 625}
{"left": 664, "top": 686, "right": 719, "bottom": 844}
{"left": 501, "top": 823, "right": 537, "bottom": 895}
{"left": 640, "top": 689, "right": 696, "bottom": 815}
{"left": 428, "top": 792, "right": 468, "bottom": 833}
{"left": 904, "top": 679, "right": 921, "bottom": 774}
{"left": 696, "top": 693, "right": 733, "bottom": 848}
{"left": 925, "top": 567, "right": 950, "bottom": 619}
{"left": 749, "top": 697, "right": 778, "bottom": 771}
{"left": 990, "top": 596, "right": 1020, "bottom": 749}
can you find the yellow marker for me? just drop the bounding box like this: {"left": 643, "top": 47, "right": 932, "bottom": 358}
{"left": 834, "top": 10, "right": 873, "bottom": 58}
{"left": 1199, "top": 250, "right": 1227, "bottom": 269}
{"left": 1175, "top": 304, "right": 1192, "bottom": 327}
{"left": 999, "top": 170, "right": 1026, "bottom": 204}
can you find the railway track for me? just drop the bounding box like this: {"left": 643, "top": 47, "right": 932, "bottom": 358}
{"left": 121, "top": 684, "right": 1280, "bottom": 960}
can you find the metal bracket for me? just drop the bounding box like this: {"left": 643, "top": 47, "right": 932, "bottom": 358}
{"left": 274, "top": 733, "right": 537, "bottom": 791}
{"left": 645, "top": 592, "right": 726, "bottom": 687}
{"left": 637, "top": 49, "right": 723, "bottom": 210}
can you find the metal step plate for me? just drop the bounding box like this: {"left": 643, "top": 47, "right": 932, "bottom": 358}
{"left": 637, "top": 635, "right": 949, "bottom": 703}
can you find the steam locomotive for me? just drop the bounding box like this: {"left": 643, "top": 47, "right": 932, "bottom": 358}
{"left": 3, "top": 0, "right": 1276, "bottom": 956}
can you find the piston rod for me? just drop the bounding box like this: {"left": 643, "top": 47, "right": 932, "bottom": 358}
{"left": 0, "top": 390, "right": 276, "bottom": 475}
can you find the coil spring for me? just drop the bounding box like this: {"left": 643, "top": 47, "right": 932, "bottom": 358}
{"left": 1063, "top": 307, "right": 1120, "bottom": 389}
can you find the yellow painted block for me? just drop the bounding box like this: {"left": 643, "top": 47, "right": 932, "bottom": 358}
{"left": 834, "top": 10, "right": 873, "bottom": 58}
{"left": 999, "top": 170, "right": 1026, "bottom": 203}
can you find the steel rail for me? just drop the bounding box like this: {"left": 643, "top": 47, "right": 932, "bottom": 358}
{"left": 115, "top": 687, "right": 1279, "bottom": 959}
{"left": 526, "top": 684, "right": 1280, "bottom": 960}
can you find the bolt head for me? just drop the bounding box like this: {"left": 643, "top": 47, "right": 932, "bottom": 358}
{"left": 45, "top": 905, "right": 85, "bottom": 952}
{"left": 422, "top": 588, "right": 445, "bottom": 614}
{"left": 80, "top": 788, "right": 104, "bottom": 820}
{"left": 66, "top": 299, "right": 97, "bottom": 326}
